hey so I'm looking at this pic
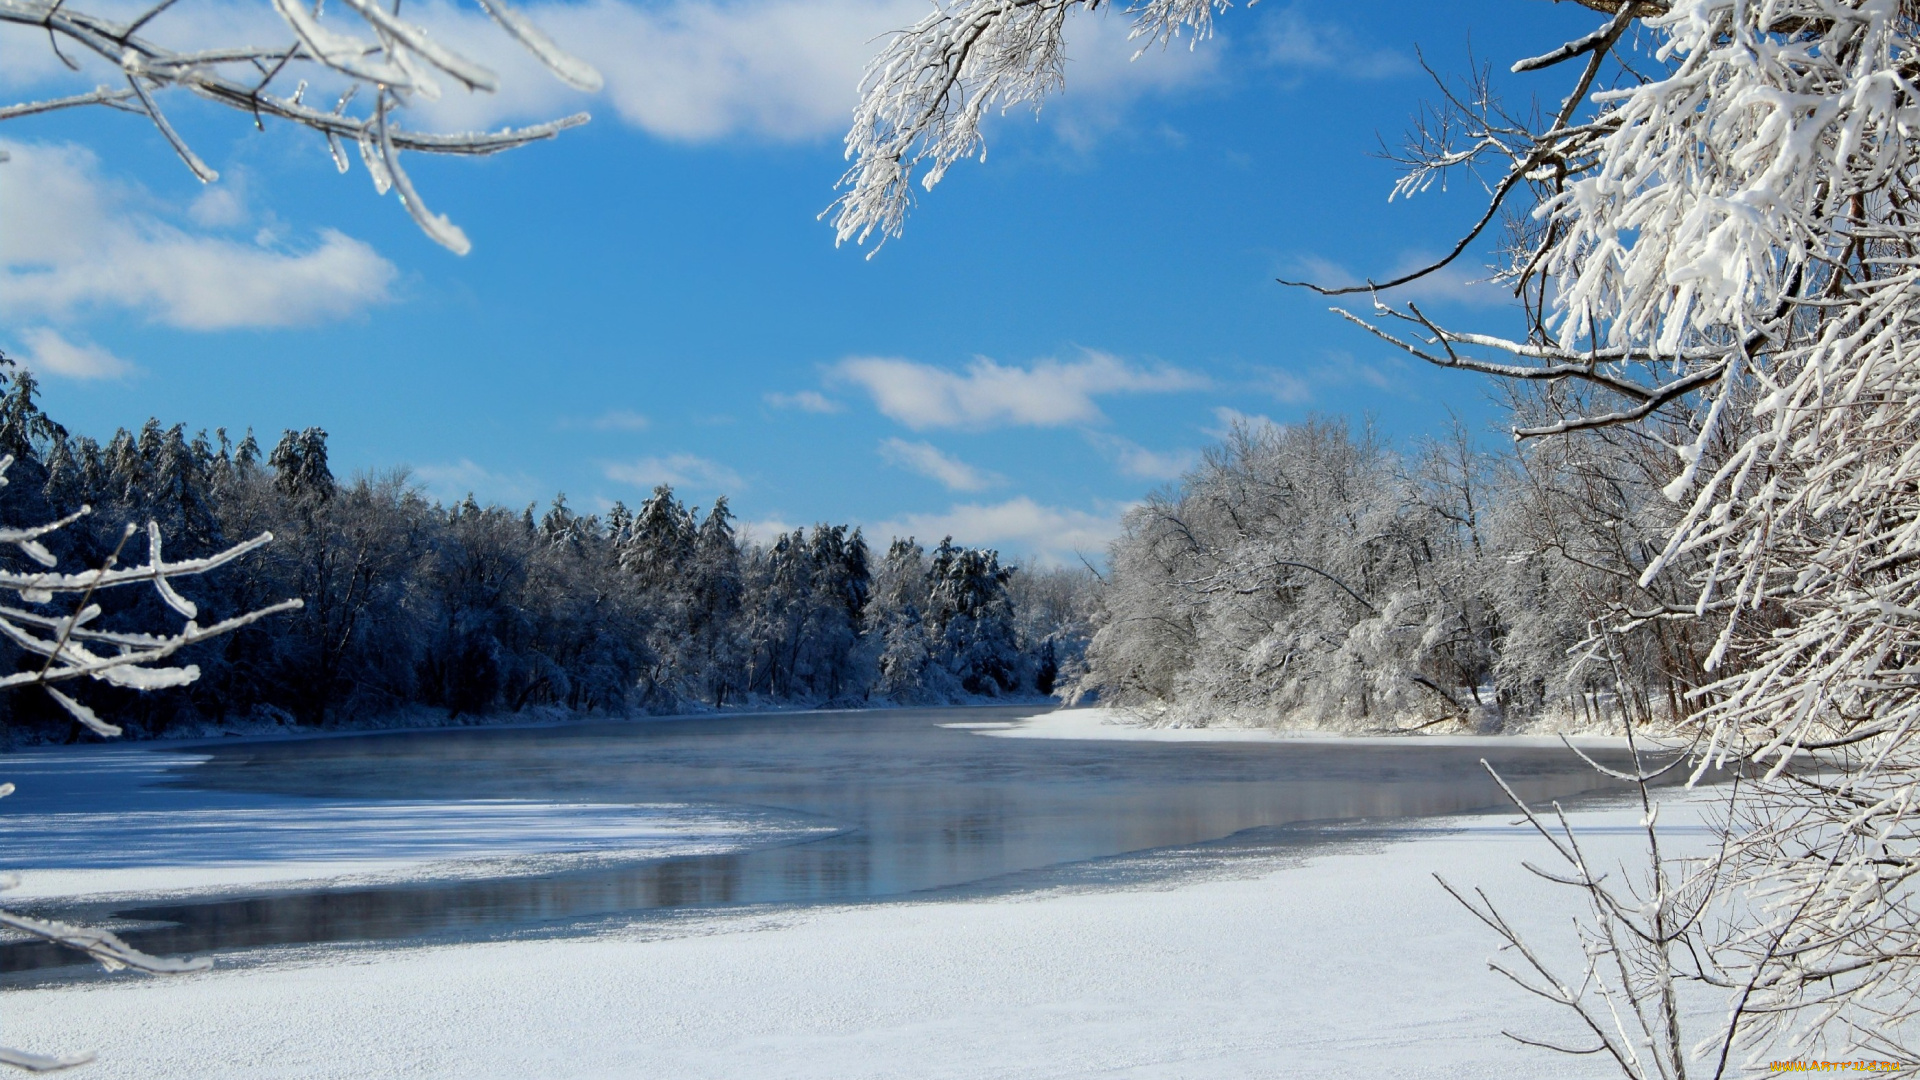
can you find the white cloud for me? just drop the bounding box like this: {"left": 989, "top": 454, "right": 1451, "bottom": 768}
{"left": 383, "top": 0, "right": 914, "bottom": 140}
{"left": 0, "top": 141, "right": 396, "bottom": 330}
{"left": 765, "top": 390, "right": 843, "bottom": 413}
{"left": 605, "top": 453, "right": 745, "bottom": 492}
{"left": 869, "top": 497, "right": 1123, "bottom": 567}
{"left": 879, "top": 438, "right": 1003, "bottom": 492}
{"left": 12, "top": 327, "right": 135, "bottom": 380}
{"left": 835, "top": 350, "right": 1206, "bottom": 430}
{"left": 1084, "top": 431, "right": 1197, "bottom": 481}
{"left": 410, "top": 459, "right": 541, "bottom": 505}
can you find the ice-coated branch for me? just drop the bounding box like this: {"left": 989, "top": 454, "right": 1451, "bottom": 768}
{"left": 0, "top": 0, "right": 602, "bottom": 251}
{"left": 0, "top": 910, "right": 210, "bottom": 975}
{"left": 0, "top": 1048, "right": 93, "bottom": 1074}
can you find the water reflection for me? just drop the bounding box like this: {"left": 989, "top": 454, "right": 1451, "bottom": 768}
{"left": 2, "top": 707, "right": 1664, "bottom": 973}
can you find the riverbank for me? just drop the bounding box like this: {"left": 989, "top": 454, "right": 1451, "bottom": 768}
{"left": 964, "top": 706, "right": 1644, "bottom": 749}
{"left": 3, "top": 786, "right": 1722, "bottom": 1079}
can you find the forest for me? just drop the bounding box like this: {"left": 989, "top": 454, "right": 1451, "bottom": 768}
{"left": 0, "top": 344, "right": 1714, "bottom": 743}
{"left": 0, "top": 363, "right": 1094, "bottom": 740}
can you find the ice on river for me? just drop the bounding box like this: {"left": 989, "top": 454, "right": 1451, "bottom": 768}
{"left": 0, "top": 747, "right": 803, "bottom": 902}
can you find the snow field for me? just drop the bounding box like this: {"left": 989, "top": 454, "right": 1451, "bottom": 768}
{"left": 4, "top": 792, "right": 1721, "bottom": 1080}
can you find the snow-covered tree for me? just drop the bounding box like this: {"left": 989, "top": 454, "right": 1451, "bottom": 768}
{"left": 926, "top": 537, "right": 1020, "bottom": 695}
{"left": 843, "top": 0, "right": 1920, "bottom": 1064}
{"left": 868, "top": 537, "right": 938, "bottom": 700}
{"left": 1363, "top": 4, "right": 1920, "bottom": 1067}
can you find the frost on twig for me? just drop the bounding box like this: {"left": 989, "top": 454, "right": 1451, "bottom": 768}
{"left": 0, "top": 0, "right": 603, "bottom": 252}
{"left": 0, "top": 453, "right": 299, "bottom": 1071}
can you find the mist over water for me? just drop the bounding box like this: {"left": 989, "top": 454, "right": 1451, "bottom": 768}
{"left": 3, "top": 708, "right": 1656, "bottom": 975}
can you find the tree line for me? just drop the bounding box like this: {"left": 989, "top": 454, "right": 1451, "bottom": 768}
{"left": 0, "top": 365, "right": 1094, "bottom": 740}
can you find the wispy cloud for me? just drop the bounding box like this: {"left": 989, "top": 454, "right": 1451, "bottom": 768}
{"left": 878, "top": 438, "right": 1003, "bottom": 492}
{"left": 1261, "top": 3, "right": 1413, "bottom": 80}
{"left": 410, "top": 458, "right": 542, "bottom": 505}
{"left": 1239, "top": 350, "right": 1409, "bottom": 407}
{"left": 834, "top": 350, "right": 1206, "bottom": 430}
{"left": 11, "top": 327, "right": 135, "bottom": 380}
{"left": 736, "top": 515, "right": 797, "bottom": 544}
{"left": 1039, "top": 6, "right": 1222, "bottom": 152}
{"left": 765, "top": 389, "right": 843, "bottom": 414}
{"left": 1207, "top": 406, "right": 1283, "bottom": 438}
{"left": 562, "top": 408, "right": 651, "bottom": 431}
{"left": 1281, "top": 251, "right": 1510, "bottom": 310}
{"left": 1084, "top": 431, "right": 1198, "bottom": 481}
{"left": 604, "top": 453, "right": 744, "bottom": 493}
{"left": 0, "top": 140, "right": 395, "bottom": 331}
{"left": 869, "top": 496, "right": 1123, "bottom": 567}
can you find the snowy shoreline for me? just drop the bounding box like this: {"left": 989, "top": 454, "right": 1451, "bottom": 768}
{"left": 964, "top": 706, "right": 1640, "bottom": 749}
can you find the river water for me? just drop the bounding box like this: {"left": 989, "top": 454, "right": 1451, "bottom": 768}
{"left": 1, "top": 706, "right": 1656, "bottom": 975}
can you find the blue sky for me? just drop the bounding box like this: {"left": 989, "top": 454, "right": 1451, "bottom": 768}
{"left": 0, "top": 0, "right": 1603, "bottom": 564}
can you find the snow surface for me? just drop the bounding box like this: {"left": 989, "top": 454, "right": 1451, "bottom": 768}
{"left": 3, "top": 789, "right": 1723, "bottom": 1079}
{"left": 0, "top": 747, "right": 811, "bottom": 903}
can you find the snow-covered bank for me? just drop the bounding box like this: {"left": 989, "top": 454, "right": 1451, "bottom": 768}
{"left": 5, "top": 792, "right": 1722, "bottom": 1080}
{"left": 979, "top": 707, "right": 1638, "bottom": 749}
{"left": 0, "top": 747, "right": 817, "bottom": 903}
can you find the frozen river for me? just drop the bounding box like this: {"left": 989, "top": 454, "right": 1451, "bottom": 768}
{"left": 0, "top": 706, "right": 1655, "bottom": 976}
